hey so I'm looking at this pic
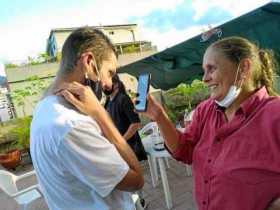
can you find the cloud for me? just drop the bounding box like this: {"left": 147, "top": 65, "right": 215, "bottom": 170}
{"left": 129, "top": 0, "right": 233, "bottom": 32}
{"left": 0, "top": 0, "right": 184, "bottom": 62}
{"left": 140, "top": 25, "right": 205, "bottom": 51}
{"left": 0, "top": 0, "right": 272, "bottom": 62}
{"left": 128, "top": 0, "right": 271, "bottom": 51}
{"left": 192, "top": 0, "right": 270, "bottom": 19}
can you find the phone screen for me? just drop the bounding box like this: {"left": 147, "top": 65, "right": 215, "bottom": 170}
{"left": 135, "top": 74, "right": 151, "bottom": 112}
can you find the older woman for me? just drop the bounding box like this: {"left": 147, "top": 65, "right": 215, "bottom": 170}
{"left": 142, "top": 36, "right": 280, "bottom": 210}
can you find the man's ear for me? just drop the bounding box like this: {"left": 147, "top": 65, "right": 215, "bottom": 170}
{"left": 80, "top": 52, "right": 99, "bottom": 76}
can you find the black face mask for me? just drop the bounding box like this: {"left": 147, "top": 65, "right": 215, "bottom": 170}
{"left": 103, "top": 86, "right": 114, "bottom": 96}
{"left": 85, "top": 79, "right": 103, "bottom": 101}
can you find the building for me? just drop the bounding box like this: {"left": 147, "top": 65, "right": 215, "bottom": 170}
{"left": 0, "top": 63, "right": 16, "bottom": 122}
{"left": 46, "top": 24, "right": 156, "bottom": 58}
{"left": 6, "top": 24, "right": 157, "bottom": 118}
{"left": 0, "top": 88, "right": 15, "bottom": 122}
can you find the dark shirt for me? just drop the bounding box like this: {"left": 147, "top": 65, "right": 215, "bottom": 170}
{"left": 105, "top": 91, "right": 147, "bottom": 161}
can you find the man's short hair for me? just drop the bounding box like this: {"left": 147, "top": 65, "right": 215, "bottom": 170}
{"left": 59, "top": 27, "right": 117, "bottom": 74}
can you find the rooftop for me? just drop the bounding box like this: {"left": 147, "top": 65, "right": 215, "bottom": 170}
{"left": 51, "top": 24, "right": 138, "bottom": 33}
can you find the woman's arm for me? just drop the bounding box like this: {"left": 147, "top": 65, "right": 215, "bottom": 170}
{"left": 141, "top": 95, "right": 181, "bottom": 153}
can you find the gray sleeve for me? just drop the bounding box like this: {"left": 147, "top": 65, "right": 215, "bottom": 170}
{"left": 58, "top": 120, "right": 129, "bottom": 197}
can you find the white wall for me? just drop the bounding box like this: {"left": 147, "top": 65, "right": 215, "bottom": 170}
{"left": 53, "top": 25, "right": 141, "bottom": 52}
{"left": 103, "top": 26, "right": 140, "bottom": 43}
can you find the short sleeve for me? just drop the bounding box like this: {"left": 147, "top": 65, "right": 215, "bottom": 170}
{"left": 122, "top": 95, "right": 140, "bottom": 124}
{"left": 58, "top": 120, "right": 129, "bottom": 197}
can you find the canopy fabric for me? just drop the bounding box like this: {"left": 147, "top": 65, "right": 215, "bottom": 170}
{"left": 118, "top": 2, "right": 280, "bottom": 90}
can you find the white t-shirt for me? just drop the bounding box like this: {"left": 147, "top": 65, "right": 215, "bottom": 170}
{"left": 30, "top": 95, "right": 134, "bottom": 210}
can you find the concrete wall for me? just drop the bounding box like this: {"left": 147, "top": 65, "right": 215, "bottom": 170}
{"left": 8, "top": 49, "right": 156, "bottom": 118}
{"left": 102, "top": 27, "right": 140, "bottom": 44}
{"left": 9, "top": 77, "right": 54, "bottom": 117}
{"left": 53, "top": 31, "right": 72, "bottom": 52}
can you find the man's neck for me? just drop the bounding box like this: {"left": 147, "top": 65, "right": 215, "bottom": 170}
{"left": 45, "top": 72, "right": 84, "bottom": 97}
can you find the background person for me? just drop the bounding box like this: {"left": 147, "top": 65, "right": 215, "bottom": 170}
{"left": 104, "top": 74, "right": 148, "bottom": 208}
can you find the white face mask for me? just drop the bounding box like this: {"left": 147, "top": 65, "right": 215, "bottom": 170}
{"left": 215, "top": 64, "right": 243, "bottom": 108}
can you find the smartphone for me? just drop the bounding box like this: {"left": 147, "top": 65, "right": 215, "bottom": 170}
{"left": 135, "top": 73, "right": 151, "bottom": 112}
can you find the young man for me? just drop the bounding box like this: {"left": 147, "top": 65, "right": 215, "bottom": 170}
{"left": 30, "top": 27, "right": 144, "bottom": 210}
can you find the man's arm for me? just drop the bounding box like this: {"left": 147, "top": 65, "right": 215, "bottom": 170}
{"left": 95, "top": 109, "right": 144, "bottom": 191}
{"left": 123, "top": 123, "right": 141, "bottom": 141}
{"left": 58, "top": 83, "right": 144, "bottom": 192}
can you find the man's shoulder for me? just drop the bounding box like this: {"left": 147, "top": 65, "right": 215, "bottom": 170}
{"left": 32, "top": 96, "right": 101, "bottom": 137}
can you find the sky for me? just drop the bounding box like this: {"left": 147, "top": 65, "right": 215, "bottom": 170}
{"left": 0, "top": 0, "right": 272, "bottom": 64}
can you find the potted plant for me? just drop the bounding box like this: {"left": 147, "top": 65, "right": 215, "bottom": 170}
{"left": 12, "top": 116, "right": 32, "bottom": 162}
{"left": 0, "top": 149, "right": 21, "bottom": 170}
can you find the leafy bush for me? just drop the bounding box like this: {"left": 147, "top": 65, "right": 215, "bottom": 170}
{"left": 162, "top": 80, "right": 209, "bottom": 122}
{"left": 12, "top": 116, "right": 32, "bottom": 149}
{"left": 0, "top": 116, "right": 32, "bottom": 153}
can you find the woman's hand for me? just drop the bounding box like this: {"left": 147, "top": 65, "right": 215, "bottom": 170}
{"left": 55, "top": 82, "right": 103, "bottom": 117}
{"left": 138, "top": 94, "right": 164, "bottom": 122}
{"left": 267, "top": 198, "right": 280, "bottom": 210}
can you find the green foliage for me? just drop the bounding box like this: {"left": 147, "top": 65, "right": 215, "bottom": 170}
{"left": 11, "top": 76, "right": 48, "bottom": 116}
{"left": 5, "top": 63, "right": 18, "bottom": 69}
{"left": 27, "top": 53, "right": 51, "bottom": 66}
{"left": 163, "top": 80, "right": 209, "bottom": 122}
{"left": 122, "top": 44, "right": 139, "bottom": 53}
{"left": 56, "top": 52, "right": 62, "bottom": 62}
{"left": 12, "top": 116, "right": 32, "bottom": 149}
{"left": 0, "top": 117, "right": 31, "bottom": 153}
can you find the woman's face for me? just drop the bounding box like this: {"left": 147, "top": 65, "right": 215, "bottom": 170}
{"left": 202, "top": 47, "right": 238, "bottom": 101}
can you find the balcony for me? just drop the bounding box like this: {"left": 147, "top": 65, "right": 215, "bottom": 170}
{"left": 115, "top": 41, "right": 157, "bottom": 55}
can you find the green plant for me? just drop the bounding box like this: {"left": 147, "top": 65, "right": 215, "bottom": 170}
{"left": 163, "top": 80, "right": 209, "bottom": 122}
{"left": 122, "top": 44, "right": 139, "bottom": 53}
{"left": 0, "top": 117, "right": 32, "bottom": 153}
{"left": 12, "top": 116, "right": 32, "bottom": 149}
{"left": 11, "top": 76, "right": 48, "bottom": 116}
{"left": 5, "top": 63, "right": 18, "bottom": 69}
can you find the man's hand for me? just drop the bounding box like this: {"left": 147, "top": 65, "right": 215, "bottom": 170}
{"left": 56, "top": 82, "right": 103, "bottom": 117}
{"left": 267, "top": 198, "right": 280, "bottom": 210}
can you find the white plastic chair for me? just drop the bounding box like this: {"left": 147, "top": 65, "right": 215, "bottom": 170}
{"left": 132, "top": 193, "right": 144, "bottom": 210}
{"left": 0, "top": 170, "right": 43, "bottom": 210}
{"left": 140, "top": 122, "right": 160, "bottom": 139}
{"left": 139, "top": 122, "right": 170, "bottom": 186}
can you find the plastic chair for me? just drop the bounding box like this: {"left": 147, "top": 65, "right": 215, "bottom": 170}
{"left": 139, "top": 122, "right": 170, "bottom": 186}
{"left": 139, "top": 122, "right": 160, "bottom": 138}
{"left": 0, "top": 170, "right": 43, "bottom": 210}
{"left": 132, "top": 193, "right": 144, "bottom": 210}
